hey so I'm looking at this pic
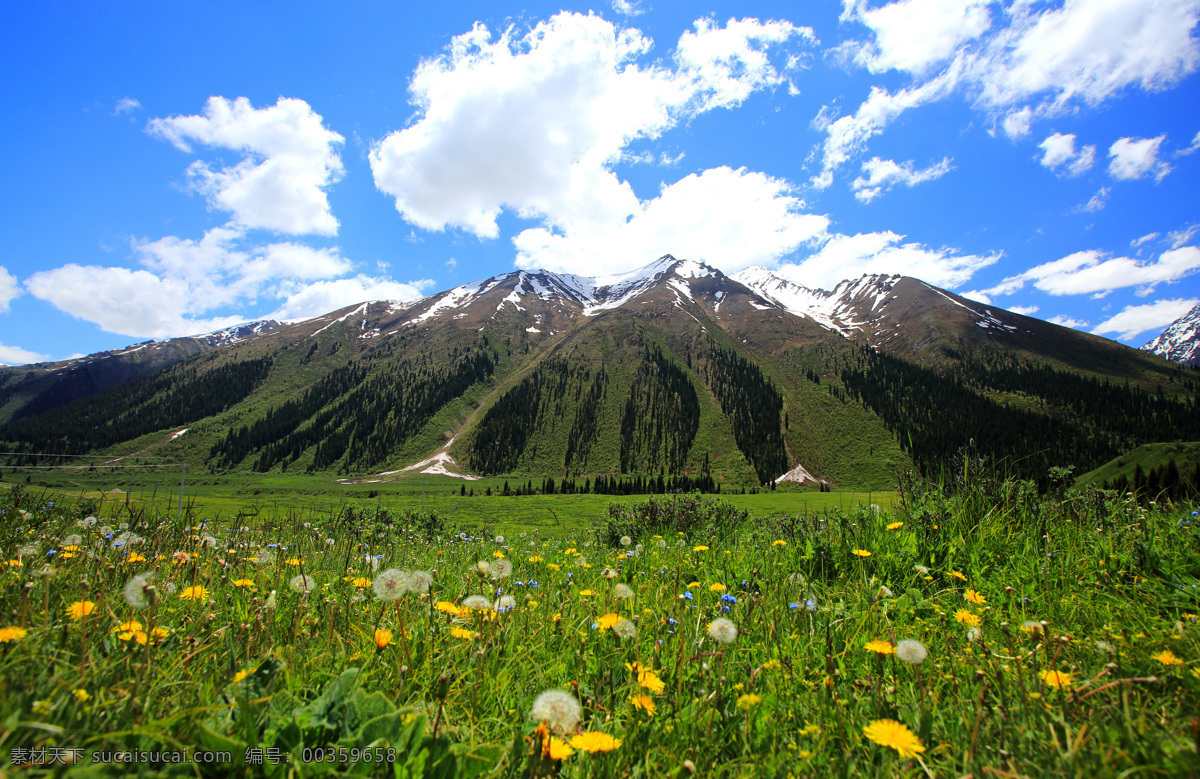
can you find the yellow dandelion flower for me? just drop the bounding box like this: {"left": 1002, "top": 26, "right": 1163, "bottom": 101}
{"left": 72, "top": 689, "right": 89, "bottom": 703}
{"left": 954, "top": 609, "right": 981, "bottom": 628}
{"left": 112, "top": 620, "right": 143, "bottom": 634}
{"left": 126, "top": 553, "right": 147, "bottom": 563}
{"left": 596, "top": 613, "right": 620, "bottom": 630}
{"left": 1039, "top": 669, "right": 1073, "bottom": 688}
{"left": 547, "top": 736, "right": 573, "bottom": 760}
{"left": 638, "top": 669, "right": 665, "bottom": 694}
{"left": 233, "top": 578, "right": 255, "bottom": 588}
{"left": 374, "top": 629, "right": 393, "bottom": 649}
{"left": 232, "top": 669, "right": 251, "bottom": 684}
{"left": 865, "top": 640, "right": 895, "bottom": 655}
{"left": 578, "top": 589, "right": 595, "bottom": 597}
{"left": 546, "top": 563, "right": 561, "bottom": 572}
{"left": 630, "top": 694, "right": 657, "bottom": 716}
{"left": 1153, "top": 649, "right": 1183, "bottom": 666}
{"left": 451, "top": 627, "right": 476, "bottom": 640}
{"left": 693, "top": 545, "right": 709, "bottom": 552}
{"left": 150, "top": 627, "right": 169, "bottom": 641}
{"left": 887, "top": 522, "right": 904, "bottom": 530}
{"left": 351, "top": 577, "right": 371, "bottom": 588}
{"left": 772, "top": 539, "right": 787, "bottom": 546}
{"left": 529, "top": 556, "right": 543, "bottom": 563}
{"left": 950, "top": 570, "right": 968, "bottom": 582}
{"left": 863, "top": 719, "right": 925, "bottom": 759}
{"left": 492, "top": 550, "right": 505, "bottom": 559}
{"left": 569, "top": 732, "right": 621, "bottom": 753}
{"left": 762, "top": 659, "right": 782, "bottom": 670}
{"left": 0, "top": 626, "right": 28, "bottom": 642}
{"left": 66, "top": 601, "right": 96, "bottom": 621}
{"left": 709, "top": 582, "right": 726, "bottom": 592}
{"left": 852, "top": 549, "right": 871, "bottom": 557}
{"left": 285, "top": 558, "right": 300, "bottom": 566}
{"left": 736, "top": 693, "right": 763, "bottom": 709}
{"left": 179, "top": 585, "right": 209, "bottom": 601}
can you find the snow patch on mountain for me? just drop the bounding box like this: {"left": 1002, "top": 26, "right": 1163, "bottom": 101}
{"left": 1143, "top": 304, "right": 1200, "bottom": 365}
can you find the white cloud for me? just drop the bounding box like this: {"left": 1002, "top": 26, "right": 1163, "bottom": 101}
{"left": 1178, "top": 130, "right": 1200, "bottom": 154}
{"left": 1001, "top": 106, "right": 1033, "bottom": 138}
{"left": 988, "top": 246, "right": 1200, "bottom": 296}
{"left": 1037, "top": 132, "right": 1095, "bottom": 175}
{"left": 26, "top": 227, "right": 425, "bottom": 338}
{"left": 611, "top": 0, "right": 644, "bottom": 16}
{"left": 0, "top": 343, "right": 49, "bottom": 366}
{"left": 1092, "top": 297, "right": 1199, "bottom": 340}
{"left": 773, "top": 230, "right": 998, "bottom": 290}
{"left": 851, "top": 156, "right": 953, "bottom": 202}
{"left": 445, "top": 258, "right": 457, "bottom": 269}
{"left": 1108, "top": 134, "right": 1172, "bottom": 181}
{"left": 513, "top": 166, "right": 829, "bottom": 275}
{"left": 113, "top": 97, "right": 141, "bottom": 115}
{"left": 839, "top": 0, "right": 992, "bottom": 75}
{"left": 960, "top": 289, "right": 991, "bottom": 304}
{"left": 1169, "top": 223, "right": 1199, "bottom": 248}
{"left": 25, "top": 264, "right": 247, "bottom": 338}
{"left": 1007, "top": 304, "right": 1040, "bottom": 315}
{"left": 811, "top": 62, "right": 961, "bottom": 186}
{"left": 971, "top": 0, "right": 1200, "bottom": 112}
{"left": 1049, "top": 314, "right": 1089, "bottom": 328}
{"left": 827, "top": 0, "right": 1200, "bottom": 173}
{"left": 269, "top": 276, "right": 433, "bottom": 321}
{"left": 148, "top": 96, "right": 345, "bottom": 236}
{"left": 1131, "top": 231, "right": 1161, "bottom": 247}
{"left": 370, "top": 13, "right": 814, "bottom": 242}
{"left": 0, "top": 266, "right": 19, "bottom": 312}
{"left": 1076, "top": 186, "right": 1110, "bottom": 212}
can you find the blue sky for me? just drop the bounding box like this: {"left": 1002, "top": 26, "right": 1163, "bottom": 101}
{"left": 2, "top": 0, "right": 1198, "bottom": 364}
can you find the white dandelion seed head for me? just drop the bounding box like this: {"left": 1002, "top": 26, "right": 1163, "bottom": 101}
{"left": 601, "top": 567, "right": 618, "bottom": 580}
{"left": 290, "top": 574, "right": 317, "bottom": 594}
{"left": 635, "top": 544, "right": 644, "bottom": 554}
{"left": 463, "top": 595, "right": 491, "bottom": 611}
{"left": 78, "top": 516, "right": 97, "bottom": 528}
{"left": 62, "top": 534, "right": 82, "bottom": 547}
{"left": 476, "top": 561, "right": 491, "bottom": 575}
{"left": 530, "top": 689, "right": 582, "bottom": 733}
{"left": 264, "top": 589, "right": 277, "bottom": 609}
{"left": 879, "top": 585, "right": 894, "bottom": 598}
{"left": 620, "top": 536, "right": 632, "bottom": 547}
{"left": 495, "top": 535, "right": 505, "bottom": 544}
{"left": 123, "top": 572, "right": 154, "bottom": 609}
{"left": 495, "top": 595, "right": 516, "bottom": 611}
{"left": 37, "top": 564, "right": 56, "bottom": 578}
{"left": 913, "top": 565, "right": 930, "bottom": 575}
{"left": 325, "top": 538, "right": 335, "bottom": 546}
{"left": 490, "top": 559, "right": 513, "bottom": 579}
{"left": 18, "top": 544, "right": 38, "bottom": 557}
{"left": 575, "top": 556, "right": 586, "bottom": 567}
{"left": 656, "top": 539, "right": 667, "bottom": 548}
{"left": 614, "top": 583, "right": 634, "bottom": 600}
{"left": 1021, "top": 620, "right": 1043, "bottom": 634}
{"left": 967, "top": 627, "right": 981, "bottom": 642}
{"left": 365, "top": 554, "right": 381, "bottom": 572}
{"left": 708, "top": 617, "right": 738, "bottom": 645}
{"left": 201, "top": 536, "right": 218, "bottom": 549}
{"left": 350, "top": 592, "right": 366, "bottom": 602}
{"left": 373, "top": 569, "right": 409, "bottom": 601}
{"left": 895, "top": 639, "right": 927, "bottom": 665}
{"left": 1095, "top": 640, "right": 1116, "bottom": 655}
{"left": 162, "top": 582, "right": 177, "bottom": 595}
{"left": 613, "top": 618, "right": 637, "bottom": 639}
{"left": 407, "top": 570, "right": 433, "bottom": 594}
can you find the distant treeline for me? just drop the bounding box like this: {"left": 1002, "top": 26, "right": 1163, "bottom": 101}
{"left": 796, "top": 342, "right": 1200, "bottom": 487}
{"left": 1102, "top": 458, "right": 1200, "bottom": 504}
{"left": 471, "top": 469, "right": 724, "bottom": 497}
{"left": 1, "top": 354, "right": 272, "bottom": 460}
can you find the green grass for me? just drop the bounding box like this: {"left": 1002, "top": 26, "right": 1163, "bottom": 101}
{"left": 1, "top": 475, "right": 1197, "bottom": 777}
{"left": 1076, "top": 441, "right": 1200, "bottom": 489}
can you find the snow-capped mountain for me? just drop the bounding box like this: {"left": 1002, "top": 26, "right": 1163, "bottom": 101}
{"left": 1142, "top": 304, "right": 1200, "bottom": 366}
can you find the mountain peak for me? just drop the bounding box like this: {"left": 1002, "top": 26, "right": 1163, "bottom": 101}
{"left": 1142, "top": 303, "right": 1200, "bottom": 366}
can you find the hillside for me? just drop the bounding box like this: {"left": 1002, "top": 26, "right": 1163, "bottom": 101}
{"left": 2, "top": 256, "right": 1196, "bottom": 491}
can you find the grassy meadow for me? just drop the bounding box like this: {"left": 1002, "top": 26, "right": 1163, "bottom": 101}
{"left": 0, "top": 474, "right": 1198, "bottom": 777}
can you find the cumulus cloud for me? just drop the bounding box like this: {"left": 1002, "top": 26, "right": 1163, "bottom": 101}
{"left": 148, "top": 96, "right": 345, "bottom": 236}
{"left": 1037, "top": 132, "right": 1095, "bottom": 175}
{"left": 26, "top": 227, "right": 425, "bottom": 337}
{"left": 269, "top": 276, "right": 434, "bottom": 321}
{"left": 839, "top": 0, "right": 992, "bottom": 75}
{"left": 1049, "top": 314, "right": 1089, "bottom": 329}
{"left": 369, "top": 12, "right": 814, "bottom": 254}
{"left": 811, "top": 62, "right": 961, "bottom": 187}
{"left": 0, "top": 266, "right": 19, "bottom": 312}
{"left": 1007, "top": 304, "right": 1040, "bottom": 315}
{"left": 0, "top": 343, "right": 49, "bottom": 366}
{"left": 1108, "top": 134, "right": 1172, "bottom": 181}
{"left": 851, "top": 156, "right": 953, "bottom": 202}
{"left": 987, "top": 245, "right": 1200, "bottom": 297}
{"left": 821, "top": 0, "right": 1200, "bottom": 179}
{"left": 611, "top": 0, "right": 644, "bottom": 16}
{"left": 513, "top": 166, "right": 829, "bottom": 275}
{"left": 1092, "top": 297, "right": 1199, "bottom": 340}
{"left": 773, "top": 230, "right": 998, "bottom": 290}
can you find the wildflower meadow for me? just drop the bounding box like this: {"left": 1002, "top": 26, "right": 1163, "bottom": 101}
{"left": 0, "top": 477, "right": 1198, "bottom": 777}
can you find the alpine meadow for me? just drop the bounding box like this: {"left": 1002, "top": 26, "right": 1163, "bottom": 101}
{"left": 3, "top": 1, "right": 1200, "bottom": 777}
